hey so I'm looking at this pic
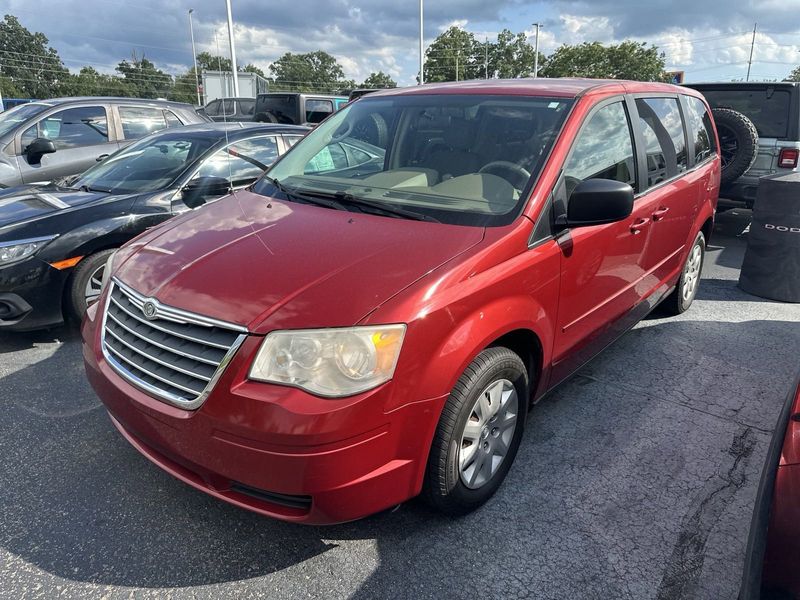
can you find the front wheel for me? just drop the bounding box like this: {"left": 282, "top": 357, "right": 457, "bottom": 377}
{"left": 662, "top": 231, "right": 705, "bottom": 315}
{"left": 423, "top": 347, "right": 528, "bottom": 516}
{"left": 66, "top": 249, "right": 116, "bottom": 322}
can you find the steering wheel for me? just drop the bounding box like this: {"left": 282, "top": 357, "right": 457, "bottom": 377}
{"left": 478, "top": 161, "right": 531, "bottom": 190}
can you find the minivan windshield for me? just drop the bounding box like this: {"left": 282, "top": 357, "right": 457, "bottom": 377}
{"left": 253, "top": 94, "right": 573, "bottom": 226}
{"left": 69, "top": 130, "right": 217, "bottom": 195}
{"left": 0, "top": 102, "right": 50, "bottom": 138}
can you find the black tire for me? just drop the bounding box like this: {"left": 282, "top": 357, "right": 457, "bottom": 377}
{"left": 423, "top": 346, "right": 528, "bottom": 516}
{"left": 712, "top": 107, "right": 758, "bottom": 185}
{"left": 352, "top": 113, "right": 388, "bottom": 147}
{"left": 66, "top": 249, "right": 116, "bottom": 322}
{"left": 661, "top": 231, "right": 706, "bottom": 316}
{"left": 254, "top": 111, "right": 278, "bottom": 123}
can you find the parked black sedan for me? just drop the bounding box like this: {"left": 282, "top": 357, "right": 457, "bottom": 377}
{"left": 0, "top": 122, "right": 308, "bottom": 331}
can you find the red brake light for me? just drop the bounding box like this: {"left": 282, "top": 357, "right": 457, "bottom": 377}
{"left": 778, "top": 148, "right": 799, "bottom": 168}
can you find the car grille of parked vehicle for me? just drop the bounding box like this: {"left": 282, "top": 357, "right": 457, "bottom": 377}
{"left": 101, "top": 281, "right": 246, "bottom": 408}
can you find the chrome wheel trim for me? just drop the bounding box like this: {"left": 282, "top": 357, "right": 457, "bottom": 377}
{"left": 84, "top": 263, "right": 105, "bottom": 306}
{"left": 682, "top": 242, "right": 703, "bottom": 303}
{"left": 459, "top": 378, "right": 518, "bottom": 490}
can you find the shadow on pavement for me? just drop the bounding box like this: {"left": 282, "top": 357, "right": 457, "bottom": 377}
{"left": 1, "top": 315, "right": 797, "bottom": 596}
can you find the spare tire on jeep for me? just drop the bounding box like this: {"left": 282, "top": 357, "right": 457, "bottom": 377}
{"left": 254, "top": 111, "right": 278, "bottom": 123}
{"left": 712, "top": 107, "right": 758, "bottom": 185}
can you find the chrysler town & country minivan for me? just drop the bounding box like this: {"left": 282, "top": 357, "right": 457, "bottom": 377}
{"left": 82, "top": 79, "right": 720, "bottom": 524}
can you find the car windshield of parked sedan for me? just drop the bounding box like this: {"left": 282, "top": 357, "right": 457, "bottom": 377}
{"left": 0, "top": 102, "right": 50, "bottom": 138}
{"left": 69, "top": 130, "right": 218, "bottom": 195}
{"left": 254, "top": 94, "right": 573, "bottom": 226}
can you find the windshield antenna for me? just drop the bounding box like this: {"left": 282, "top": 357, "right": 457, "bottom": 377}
{"left": 214, "top": 28, "right": 234, "bottom": 190}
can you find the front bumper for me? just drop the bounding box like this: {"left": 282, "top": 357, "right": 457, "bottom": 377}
{"left": 82, "top": 303, "right": 447, "bottom": 525}
{"left": 0, "top": 257, "right": 70, "bottom": 331}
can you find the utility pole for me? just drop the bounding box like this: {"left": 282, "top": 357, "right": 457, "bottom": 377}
{"left": 225, "top": 0, "right": 239, "bottom": 96}
{"left": 532, "top": 23, "right": 542, "bottom": 78}
{"left": 485, "top": 37, "right": 489, "bottom": 79}
{"left": 419, "top": 0, "right": 424, "bottom": 84}
{"left": 188, "top": 9, "right": 201, "bottom": 106}
{"left": 746, "top": 22, "right": 757, "bottom": 82}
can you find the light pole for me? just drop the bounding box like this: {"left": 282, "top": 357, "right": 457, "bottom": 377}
{"left": 225, "top": 0, "right": 240, "bottom": 96}
{"left": 188, "top": 9, "right": 201, "bottom": 106}
{"left": 419, "top": 0, "right": 424, "bottom": 85}
{"left": 532, "top": 23, "right": 542, "bottom": 78}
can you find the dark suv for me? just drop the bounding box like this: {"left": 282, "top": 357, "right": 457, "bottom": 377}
{"left": 686, "top": 82, "right": 800, "bottom": 206}
{"left": 0, "top": 97, "right": 207, "bottom": 188}
{"left": 201, "top": 97, "right": 256, "bottom": 122}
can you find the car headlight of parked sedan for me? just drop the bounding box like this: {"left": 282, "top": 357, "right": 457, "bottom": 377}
{"left": 249, "top": 324, "right": 406, "bottom": 397}
{"left": 0, "top": 235, "right": 57, "bottom": 267}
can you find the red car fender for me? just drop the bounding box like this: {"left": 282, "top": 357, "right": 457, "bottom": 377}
{"left": 407, "top": 294, "right": 554, "bottom": 409}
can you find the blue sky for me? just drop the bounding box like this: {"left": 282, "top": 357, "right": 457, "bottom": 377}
{"left": 4, "top": 0, "right": 800, "bottom": 87}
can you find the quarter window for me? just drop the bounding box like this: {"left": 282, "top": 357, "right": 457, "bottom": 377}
{"left": 195, "top": 136, "right": 280, "bottom": 185}
{"left": 26, "top": 106, "right": 109, "bottom": 149}
{"left": 119, "top": 106, "right": 169, "bottom": 139}
{"left": 563, "top": 101, "right": 636, "bottom": 196}
{"left": 635, "top": 97, "right": 688, "bottom": 188}
{"left": 684, "top": 96, "right": 717, "bottom": 162}
{"left": 305, "top": 99, "right": 333, "bottom": 124}
{"left": 164, "top": 111, "right": 183, "bottom": 128}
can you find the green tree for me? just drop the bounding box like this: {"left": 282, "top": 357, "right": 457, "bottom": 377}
{"left": 63, "top": 66, "right": 133, "bottom": 96}
{"left": 242, "top": 63, "right": 265, "bottom": 77}
{"left": 196, "top": 52, "right": 232, "bottom": 72}
{"left": 115, "top": 54, "right": 174, "bottom": 98}
{"left": 488, "top": 29, "right": 544, "bottom": 78}
{"left": 785, "top": 66, "right": 800, "bottom": 82}
{"left": 540, "top": 41, "right": 666, "bottom": 81}
{"left": 269, "top": 51, "right": 348, "bottom": 93}
{"left": 361, "top": 71, "right": 396, "bottom": 88}
{"left": 0, "top": 14, "right": 69, "bottom": 97}
{"left": 424, "top": 26, "right": 482, "bottom": 82}
{"left": 170, "top": 67, "right": 201, "bottom": 104}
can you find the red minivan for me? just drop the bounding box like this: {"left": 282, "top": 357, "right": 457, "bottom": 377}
{"left": 82, "top": 79, "right": 719, "bottom": 524}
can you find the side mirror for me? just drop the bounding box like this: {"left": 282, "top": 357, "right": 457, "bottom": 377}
{"left": 181, "top": 176, "right": 231, "bottom": 209}
{"left": 557, "top": 179, "right": 634, "bottom": 229}
{"left": 25, "top": 137, "right": 57, "bottom": 165}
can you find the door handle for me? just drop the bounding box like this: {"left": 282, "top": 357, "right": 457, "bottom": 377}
{"left": 96, "top": 154, "right": 109, "bottom": 162}
{"left": 630, "top": 218, "right": 650, "bottom": 235}
{"left": 652, "top": 206, "right": 670, "bottom": 221}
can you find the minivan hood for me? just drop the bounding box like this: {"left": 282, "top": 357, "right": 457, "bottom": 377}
{"left": 115, "top": 190, "right": 484, "bottom": 333}
{"left": 0, "top": 184, "right": 117, "bottom": 229}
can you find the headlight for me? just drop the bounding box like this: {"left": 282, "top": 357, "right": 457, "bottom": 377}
{"left": 249, "top": 325, "right": 406, "bottom": 397}
{"left": 100, "top": 251, "right": 117, "bottom": 295}
{"left": 0, "top": 235, "right": 57, "bottom": 266}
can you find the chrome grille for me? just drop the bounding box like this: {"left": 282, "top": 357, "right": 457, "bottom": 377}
{"left": 101, "top": 279, "right": 247, "bottom": 409}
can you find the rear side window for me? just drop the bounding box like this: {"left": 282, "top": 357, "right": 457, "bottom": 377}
{"left": 204, "top": 100, "right": 220, "bottom": 116}
{"left": 239, "top": 99, "right": 255, "bottom": 115}
{"left": 164, "top": 111, "right": 183, "bottom": 128}
{"left": 119, "top": 106, "right": 169, "bottom": 139}
{"left": 635, "top": 97, "right": 688, "bottom": 188}
{"left": 563, "top": 101, "right": 636, "bottom": 195}
{"left": 305, "top": 99, "right": 333, "bottom": 124}
{"left": 684, "top": 96, "right": 717, "bottom": 163}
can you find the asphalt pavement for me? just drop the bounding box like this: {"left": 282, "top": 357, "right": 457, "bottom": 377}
{"left": 1, "top": 208, "right": 798, "bottom": 599}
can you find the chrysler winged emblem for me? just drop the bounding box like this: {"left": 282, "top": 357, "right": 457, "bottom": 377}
{"left": 142, "top": 301, "right": 158, "bottom": 320}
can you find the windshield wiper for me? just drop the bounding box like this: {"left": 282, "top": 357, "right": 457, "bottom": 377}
{"left": 78, "top": 184, "right": 112, "bottom": 194}
{"left": 264, "top": 177, "right": 347, "bottom": 211}
{"left": 331, "top": 191, "right": 439, "bottom": 223}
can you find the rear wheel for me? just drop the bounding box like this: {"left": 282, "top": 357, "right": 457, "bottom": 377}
{"left": 662, "top": 232, "right": 705, "bottom": 315}
{"left": 66, "top": 249, "right": 116, "bottom": 321}
{"left": 423, "top": 347, "right": 528, "bottom": 515}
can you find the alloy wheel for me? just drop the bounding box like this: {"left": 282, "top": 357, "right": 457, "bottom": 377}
{"left": 84, "top": 263, "right": 105, "bottom": 307}
{"left": 682, "top": 242, "right": 703, "bottom": 303}
{"left": 458, "top": 378, "right": 518, "bottom": 490}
